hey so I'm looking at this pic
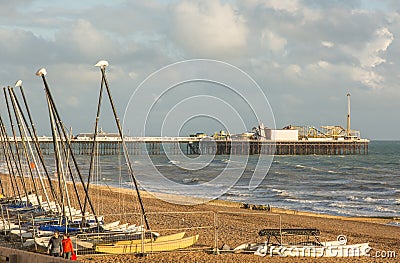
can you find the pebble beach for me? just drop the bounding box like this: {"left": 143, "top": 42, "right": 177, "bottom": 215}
{"left": 0, "top": 174, "right": 398, "bottom": 262}
{"left": 77, "top": 184, "right": 399, "bottom": 263}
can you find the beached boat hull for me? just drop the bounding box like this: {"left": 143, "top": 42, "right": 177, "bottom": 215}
{"left": 95, "top": 234, "right": 199, "bottom": 254}
{"left": 114, "top": 232, "right": 186, "bottom": 245}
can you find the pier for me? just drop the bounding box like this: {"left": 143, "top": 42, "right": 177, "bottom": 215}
{"left": 1, "top": 136, "right": 369, "bottom": 156}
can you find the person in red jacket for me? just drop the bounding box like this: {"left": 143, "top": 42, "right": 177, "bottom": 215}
{"left": 62, "top": 233, "right": 74, "bottom": 260}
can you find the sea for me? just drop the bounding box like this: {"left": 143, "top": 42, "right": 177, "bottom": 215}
{"left": 83, "top": 140, "right": 400, "bottom": 219}
{"left": 1, "top": 141, "right": 399, "bottom": 219}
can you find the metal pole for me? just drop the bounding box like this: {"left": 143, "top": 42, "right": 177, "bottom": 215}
{"left": 0, "top": 112, "right": 21, "bottom": 201}
{"left": 82, "top": 74, "right": 104, "bottom": 216}
{"left": 347, "top": 93, "right": 351, "bottom": 138}
{"left": 45, "top": 92, "right": 66, "bottom": 219}
{"left": 3, "top": 87, "right": 29, "bottom": 201}
{"left": 7, "top": 87, "right": 42, "bottom": 208}
{"left": 17, "top": 84, "right": 60, "bottom": 205}
{"left": 97, "top": 62, "right": 150, "bottom": 230}
{"left": 36, "top": 69, "right": 99, "bottom": 225}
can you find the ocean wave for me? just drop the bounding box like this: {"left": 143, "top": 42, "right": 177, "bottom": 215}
{"left": 224, "top": 192, "right": 252, "bottom": 198}
{"left": 375, "top": 206, "right": 399, "bottom": 213}
{"left": 328, "top": 202, "right": 352, "bottom": 208}
{"left": 102, "top": 178, "right": 113, "bottom": 181}
{"left": 347, "top": 195, "right": 398, "bottom": 205}
{"left": 386, "top": 222, "right": 400, "bottom": 227}
{"left": 271, "top": 188, "right": 293, "bottom": 198}
{"left": 286, "top": 198, "right": 320, "bottom": 204}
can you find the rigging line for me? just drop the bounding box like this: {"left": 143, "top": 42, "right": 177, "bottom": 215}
{"left": 3, "top": 87, "right": 29, "bottom": 201}
{"left": 46, "top": 92, "right": 65, "bottom": 217}
{"left": 0, "top": 119, "right": 16, "bottom": 198}
{"left": 17, "top": 85, "right": 60, "bottom": 205}
{"left": 38, "top": 73, "right": 99, "bottom": 225}
{"left": 47, "top": 91, "right": 97, "bottom": 225}
{"left": 49, "top": 100, "right": 86, "bottom": 221}
{"left": 58, "top": 125, "right": 74, "bottom": 222}
{"left": 8, "top": 87, "right": 42, "bottom": 207}
{"left": 99, "top": 66, "right": 149, "bottom": 230}
{"left": 82, "top": 73, "right": 104, "bottom": 216}
{"left": 0, "top": 112, "right": 21, "bottom": 201}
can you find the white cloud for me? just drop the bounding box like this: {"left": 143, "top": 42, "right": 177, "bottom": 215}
{"left": 170, "top": 0, "right": 247, "bottom": 57}
{"left": 263, "top": 0, "right": 300, "bottom": 14}
{"left": 260, "top": 0, "right": 321, "bottom": 22}
{"left": 321, "top": 41, "right": 334, "bottom": 48}
{"left": 352, "top": 67, "right": 384, "bottom": 90}
{"left": 260, "top": 29, "right": 287, "bottom": 52}
{"left": 317, "top": 60, "right": 330, "bottom": 69}
{"left": 285, "top": 64, "right": 302, "bottom": 78}
{"left": 128, "top": 71, "right": 138, "bottom": 79}
{"left": 347, "top": 27, "right": 393, "bottom": 90}
{"left": 359, "top": 27, "right": 393, "bottom": 68}
{"left": 55, "top": 19, "right": 118, "bottom": 59}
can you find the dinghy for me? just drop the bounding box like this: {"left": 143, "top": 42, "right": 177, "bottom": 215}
{"left": 114, "top": 231, "right": 186, "bottom": 245}
{"left": 95, "top": 234, "right": 199, "bottom": 254}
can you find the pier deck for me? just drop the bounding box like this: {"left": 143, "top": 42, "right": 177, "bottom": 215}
{"left": 1, "top": 137, "right": 369, "bottom": 155}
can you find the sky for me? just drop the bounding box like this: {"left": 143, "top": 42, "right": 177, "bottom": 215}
{"left": 0, "top": 0, "right": 399, "bottom": 140}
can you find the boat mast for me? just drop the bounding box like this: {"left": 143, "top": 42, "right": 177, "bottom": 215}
{"left": 3, "top": 87, "right": 30, "bottom": 202}
{"left": 7, "top": 87, "right": 43, "bottom": 207}
{"left": 0, "top": 111, "right": 22, "bottom": 201}
{"left": 95, "top": 60, "right": 150, "bottom": 230}
{"left": 45, "top": 90, "right": 67, "bottom": 221}
{"left": 82, "top": 70, "right": 104, "bottom": 217}
{"left": 16, "top": 81, "right": 61, "bottom": 208}
{"left": 36, "top": 68, "right": 100, "bottom": 225}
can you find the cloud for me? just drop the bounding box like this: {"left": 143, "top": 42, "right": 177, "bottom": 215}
{"left": 263, "top": 0, "right": 300, "bottom": 14}
{"left": 55, "top": 19, "right": 120, "bottom": 61}
{"left": 321, "top": 41, "right": 334, "bottom": 48}
{"left": 169, "top": 0, "right": 248, "bottom": 57}
{"left": 0, "top": 0, "right": 399, "bottom": 138}
{"left": 359, "top": 27, "right": 393, "bottom": 68}
{"left": 348, "top": 27, "right": 394, "bottom": 90}
{"left": 285, "top": 64, "right": 302, "bottom": 78}
{"left": 260, "top": 29, "right": 287, "bottom": 53}
{"left": 352, "top": 67, "right": 384, "bottom": 90}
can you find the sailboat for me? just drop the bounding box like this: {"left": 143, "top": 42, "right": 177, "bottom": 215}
{"left": 95, "top": 234, "right": 199, "bottom": 254}
{"left": 89, "top": 60, "right": 199, "bottom": 254}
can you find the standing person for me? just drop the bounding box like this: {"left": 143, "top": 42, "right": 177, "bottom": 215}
{"left": 47, "top": 231, "right": 62, "bottom": 257}
{"left": 62, "top": 233, "right": 74, "bottom": 260}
